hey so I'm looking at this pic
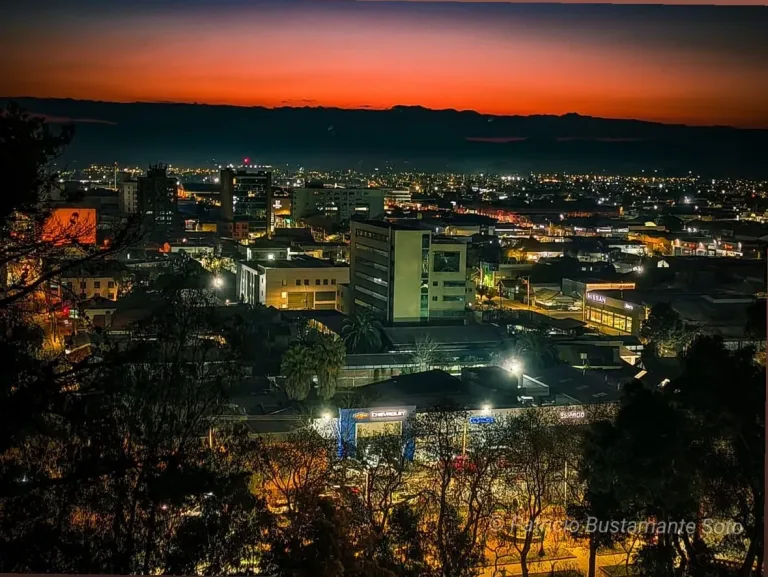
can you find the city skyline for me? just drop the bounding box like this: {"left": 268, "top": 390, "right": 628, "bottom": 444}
{"left": 1, "top": 1, "right": 767, "bottom": 128}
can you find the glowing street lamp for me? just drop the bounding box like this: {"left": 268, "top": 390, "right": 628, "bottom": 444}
{"left": 213, "top": 276, "right": 223, "bottom": 289}
{"left": 503, "top": 358, "right": 523, "bottom": 375}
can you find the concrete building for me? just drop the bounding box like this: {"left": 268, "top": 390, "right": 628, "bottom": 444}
{"left": 350, "top": 220, "right": 469, "bottom": 324}
{"left": 220, "top": 169, "right": 272, "bottom": 234}
{"left": 59, "top": 264, "right": 125, "bottom": 302}
{"left": 236, "top": 255, "right": 349, "bottom": 310}
{"left": 119, "top": 178, "right": 138, "bottom": 214}
{"left": 582, "top": 290, "right": 649, "bottom": 336}
{"left": 385, "top": 189, "right": 412, "bottom": 206}
{"left": 137, "top": 164, "right": 179, "bottom": 237}
{"left": 291, "top": 187, "right": 386, "bottom": 223}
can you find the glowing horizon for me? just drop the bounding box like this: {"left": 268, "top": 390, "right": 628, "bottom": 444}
{"left": 1, "top": 1, "right": 766, "bottom": 128}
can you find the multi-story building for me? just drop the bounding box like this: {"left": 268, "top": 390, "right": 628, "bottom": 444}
{"left": 137, "top": 164, "right": 178, "bottom": 237}
{"left": 220, "top": 169, "right": 272, "bottom": 235}
{"left": 58, "top": 264, "right": 125, "bottom": 302}
{"left": 119, "top": 178, "right": 138, "bottom": 214}
{"left": 385, "top": 189, "right": 412, "bottom": 207}
{"left": 349, "top": 220, "right": 469, "bottom": 324}
{"left": 236, "top": 255, "right": 349, "bottom": 310}
{"left": 291, "top": 187, "right": 386, "bottom": 223}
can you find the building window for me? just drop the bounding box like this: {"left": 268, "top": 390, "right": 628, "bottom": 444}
{"left": 80, "top": 281, "right": 86, "bottom": 289}
{"left": 432, "top": 296, "right": 438, "bottom": 301}
{"left": 323, "top": 279, "right": 329, "bottom": 285}
{"left": 443, "top": 280, "right": 466, "bottom": 288}
{"left": 304, "top": 279, "right": 309, "bottom": 286}
{"left": 315, "top": 291, "right": 336, "bottom": 302}
{"left": 433, "top": 281, "right": 438, "bottom": 287}
{"left": 422, "top": 235, "right": 430, "bottom": 248}
{"left": 282, "top": 279, "right": 287, "bottom": 286}
{"left": 355, "top": 271, "right": 388, "bottom": 287}
{"left": 316, "top": 279, "right": 321, "bottom": 285}
{"left": 356, "top": 285, "right": 387, "bottom": 302}
{"left": 93, "top": 281, "right": 101, "bottom": 289}
{"left": 331, "top": 279, "right": 337, "bottom": 285}
{"left": 433, "top": 251, "right": 461, "bottom": 273}
{"left": 357, "top": 256, "right": 388, "bottom": 272}
{"left": 281, "top": 292, "right": 288, "bottom": 298}
{"left": 442, "top": 295, "right": 465, "bottom": 302}
{"left": 108, "top": 281, "right": 115, "bottom": 288}
{"left": 355, "top": 229, "right": 388, "bottom": 243}
{"left": 108, "top": 293, "right": 115, "bottom": 300}
{"left": 355, "top": 242, "right": 388, "bottom": 258}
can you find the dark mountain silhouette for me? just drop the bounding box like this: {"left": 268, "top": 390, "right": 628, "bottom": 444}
{"left": 4, "top": 97, "right": 767, "bottom": 177}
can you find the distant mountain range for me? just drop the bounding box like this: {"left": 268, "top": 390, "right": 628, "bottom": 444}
{"left": 4, "top": 97, "right": 768, "bottom": 177}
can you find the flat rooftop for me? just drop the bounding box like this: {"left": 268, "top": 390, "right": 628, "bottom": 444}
{"left": 355, "top": 218, "right": 429, "bottom": 231}
{"left": 255, "top": 256, "right": 343, "bottom": 269}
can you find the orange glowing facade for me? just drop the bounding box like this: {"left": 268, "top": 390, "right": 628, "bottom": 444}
{"left": 41, "top": 208, "right": 97, "bottom": 246}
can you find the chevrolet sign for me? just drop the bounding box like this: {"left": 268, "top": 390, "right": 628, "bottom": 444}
{"left": 370, "top": 410, "right": 407, "bottom": 419}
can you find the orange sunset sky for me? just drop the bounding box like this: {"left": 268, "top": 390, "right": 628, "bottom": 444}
{"left": 1, "top": 0, "right": 767, "bottom": 128}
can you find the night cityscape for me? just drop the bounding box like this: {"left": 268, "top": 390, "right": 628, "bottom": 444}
{"left": 0, "top": 1, "right": 766, "bottom": 577}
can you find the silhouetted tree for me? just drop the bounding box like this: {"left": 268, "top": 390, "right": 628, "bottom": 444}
{"left": 342, "top": 309, "right": 384, "bottom": 353}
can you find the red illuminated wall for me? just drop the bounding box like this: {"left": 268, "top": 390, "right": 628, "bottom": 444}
{"left": 42, "top": 208, "right": 97, "bottom": 246}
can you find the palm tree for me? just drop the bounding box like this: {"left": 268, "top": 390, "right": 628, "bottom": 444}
{"left": 514, "top": 331, "right": 557, "bottom": 371}
{"left": 313, "top": 334, "right": 347, "bottom": 400}
{"left": 280, "top": 345, "right": 314, "bottom": 401}
{"left": 341, "top": 310, "right": 383, "bottom": 353}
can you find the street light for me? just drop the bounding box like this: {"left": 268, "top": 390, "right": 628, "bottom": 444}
{"left": 503, "top": 357, "right": 523, "bottom": 375}
{"left": 213, "top": 276, "right": 223, "bottom": 289}
{"left": 481, "top": 404, "right": 492, "bottom": 414}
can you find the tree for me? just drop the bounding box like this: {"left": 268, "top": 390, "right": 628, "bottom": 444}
{"left": 745, "top": 298, "right": 766, "bottom": 340}
{"left": 262, "top": 491, "right": 395, "bottom": 577}
{"left": 0, "top": 282, "right": 249, "bottom": 574}
{"left": 163, "top": 438, "right": 271, "bottom": 575}
{"left": 513, "top": 331, "right": 558, "bottom": 371}
{"left": 639, "top": 302, "right": 694, "bottom": 358}
{"left": 411, "top": 408, "right": 501, "bottom": 577}
{"left": 312, "top": 332, "right": 347, "bottom": 401}
{"left": 342, "top": 310, "right": 384, "bottom": 354}
{"left": 669, "top": 337, "right": 764, "bottom": 576}
{"left": 280, "top": 331, "right": 346, "bottom": 401}
{"left": 0, "top": 103, "right": 141, "bottom": 311}
{"left": 495, "top": 409, "right": 569, "bottom": 577}
{"left": 407, "top": 335, "right": 449, "bottom": 373}
{"left": 251, "top": 426, "right": 334, "bottom": 514}
{"left": 583, "top": 337, "right": 765, "bottom": 577}
{"left": 568, "top": 420, "right": 625, "bottom": 577}
{"left": 281, "top": 344, "right": 315, "bottom": 401}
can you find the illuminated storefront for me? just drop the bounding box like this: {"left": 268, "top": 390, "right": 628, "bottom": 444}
{"left": 337, "top": 406, "right": 416, "bottom": 459}
{"left": 583, "top": 291, "right": 648, "bottom": 336}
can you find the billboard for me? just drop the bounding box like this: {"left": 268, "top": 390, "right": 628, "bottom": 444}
{"left": 42, "top": 208, "right": 97, "bottom": 246}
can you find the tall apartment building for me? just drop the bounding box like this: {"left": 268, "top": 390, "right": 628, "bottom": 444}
{"left": 291, "top": 187, "right": 386, "bottom": 223}
{"left": 349, "top": 220, "right": 469, "bottom": 324}
{"left": 220, "top": 169, "right": 272, "bottom": 235}
{"left": 236, "top": 255, "right": 349, "bottom": 310}
{"left": 137, "top": 164, "right": 178, "bottom": 237}
{"left": 119, "top": 178, "right": 138, "bottom": 214}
